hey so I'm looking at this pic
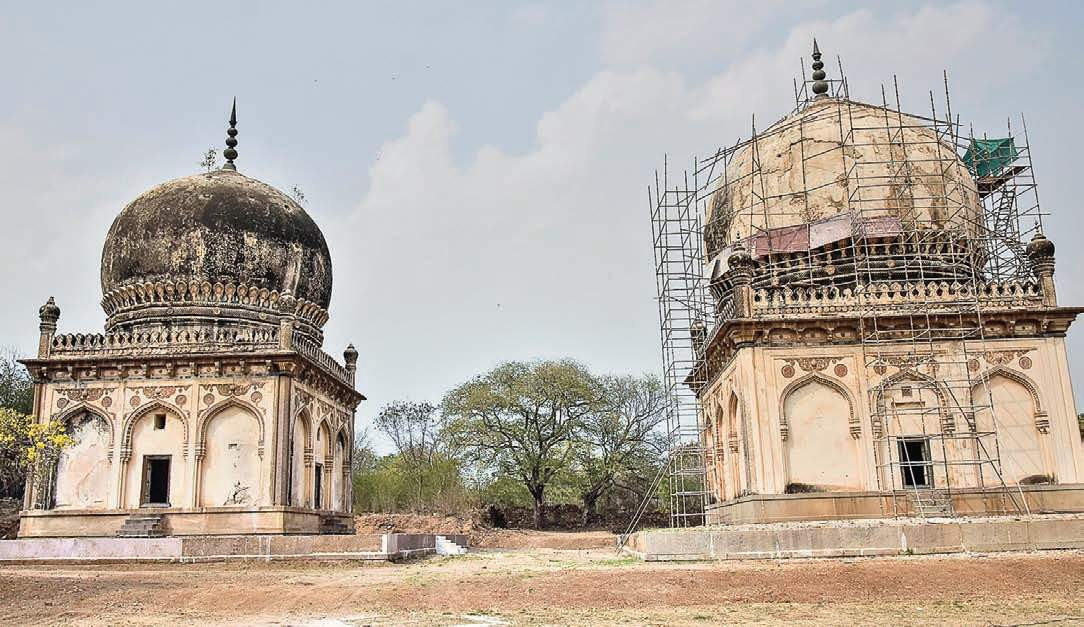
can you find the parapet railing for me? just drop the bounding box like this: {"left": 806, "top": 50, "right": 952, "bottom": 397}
{"left": 50, "top": 327, "right": 281, "bottom": 356}
{"left": 750, "top": 279, "right": 1043, "bottom": 317}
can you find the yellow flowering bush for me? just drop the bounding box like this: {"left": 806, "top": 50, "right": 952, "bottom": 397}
{"left": 0, "top": 407, "right": 73, "bottom": 496}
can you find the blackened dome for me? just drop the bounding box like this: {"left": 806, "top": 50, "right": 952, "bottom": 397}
{"left": 100, "top": 168, "right": 332, "bottom": 309}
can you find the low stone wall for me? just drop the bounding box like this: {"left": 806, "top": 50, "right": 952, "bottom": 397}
{"left": 625, "top": 514, "right": 1084, "bottom": 561}
{"left": 0, "top": 532, "right": 460, "bottom": 564}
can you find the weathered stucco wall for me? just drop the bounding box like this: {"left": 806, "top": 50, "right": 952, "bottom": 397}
{"left": 701, "top": 336, "right": 1084, "bottom": 505}
{"left": 54, "top": 412, "right": 112, "bottom": 510}
{"left": 200, "top": 405, "right": 263, "bottom": 507}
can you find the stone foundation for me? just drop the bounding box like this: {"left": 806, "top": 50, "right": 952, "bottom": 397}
{"left": 17, "top": 506, "right": 354, "bottom": 538}
{"left": 705, "top": 484, "right": 1084, "bottom": 525}
{"left": 624, "top": 513, "right": 1084, "bottom": 561}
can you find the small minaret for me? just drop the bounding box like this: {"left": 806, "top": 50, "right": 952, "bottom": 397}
{"left": 727, "top": 238, "right": 756, "bottom": 317}
{"left": 343, "top": 344, "right": 359, "bottom": 387}
{"left": 1027, "top": 230, "right": 1057, "bottom": 306}
{"left": 37, "top": 296, "right": 60, "bottom": 358}
{"left": 222, "top": 98, "right": 239, "bottom": 171}
{"left": 811, "top": 39, "right": 829, "bottom": 99}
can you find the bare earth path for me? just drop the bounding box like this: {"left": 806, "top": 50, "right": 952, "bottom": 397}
{"left": 0, "top": 543, "right": 1081, "bottom": 625}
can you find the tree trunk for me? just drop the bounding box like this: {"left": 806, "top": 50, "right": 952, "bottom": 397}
{"left": 530, "top": 486, "right": 545, "bottom": 529}
{"left": 580, "top": 494, "right": 597, "bottom": 527}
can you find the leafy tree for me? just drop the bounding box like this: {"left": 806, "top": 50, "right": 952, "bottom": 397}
{"left": 0, "top": 350, "right": 36, "bottom": 498}
{"left": 443, "top": 360, "right": 597, "bottom": 528}
{"left": 0, "top": 348, "right": 32, "bottom": 415}
{"left": 573, "top": 374, "right": 666, "bottom": 525}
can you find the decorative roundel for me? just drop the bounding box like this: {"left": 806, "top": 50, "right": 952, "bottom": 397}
{"left": 203, "top": 393, "right": 215, "bottom": 406}
{"left": 781, "top": 364, "right": 795, "bottom": 379}
{"left": 102, "top": 396, "right": 113, "bottom": 408}
{"left": 251, "top": 391, "right": 263, "bottom": 404}
{"left": 833, "top": 363, "right": 848, "bottom": 377}
{"left": 1019, "top": 356, "right": 1033, "bottom": 370}
{"left": 130, "top": 395, "right": 141, "bottom": 408}
{"left": 176, "top": 394, "right": 187, "bottom": 406}
{"left": 967, "top": 359, "right": 981, "bottom": 372}
{"left": 57, "top": 397, "right": 69, "bottom": 409}
{"left": 874, "top": 364, "right": 887, "bottom": 376}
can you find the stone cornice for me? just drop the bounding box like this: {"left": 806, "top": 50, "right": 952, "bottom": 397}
{"left": 20, "top": 348, "right": 364, "bottom": 408}
{"left": 690, "top": 306, "right": 1084, "bottom": 395}
{"left": 101, "top": 279, "right": 330, "bottom": 329}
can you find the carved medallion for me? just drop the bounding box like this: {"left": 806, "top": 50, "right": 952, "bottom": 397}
{"left": 1019, "top": 356, "right": 1033, "bottom": 370}
{"left": 130, "top": 395, "right": 142, "bottom": 408}
{"left": 781, "top": 364, "right": 795, "bottom": 379}
{"left": 833, "top": 363, "right": 848, "bottom": 377}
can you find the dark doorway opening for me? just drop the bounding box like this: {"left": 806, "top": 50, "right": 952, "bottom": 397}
{"left": 898, "top": 438, "right": 932, "bottom": 488}
{"left": 141, "top": 455, "right": 171, "bottom": 506}
{"left": 314, "top": 463, "right": 323, "bottom": 509}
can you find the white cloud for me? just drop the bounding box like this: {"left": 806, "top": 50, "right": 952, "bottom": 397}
{"left": 329, "top": 1, "right": 1054, "bottom": 431}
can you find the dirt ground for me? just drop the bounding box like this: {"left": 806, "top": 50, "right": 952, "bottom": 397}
{"left": 1, "top": 538, "right": 1081, "bottom": 626}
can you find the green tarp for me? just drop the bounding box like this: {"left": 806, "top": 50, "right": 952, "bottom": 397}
{"left": 963, "top": 138, "right": 1018, "bottom": 179}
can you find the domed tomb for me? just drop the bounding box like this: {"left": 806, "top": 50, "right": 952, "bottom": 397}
{"left": 100, "top": 168, "right": 332, "bottom": 339}
{"left": 704, "top": 98, "right": 981, "bottom": 260}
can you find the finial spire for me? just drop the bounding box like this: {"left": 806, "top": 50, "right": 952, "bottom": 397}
{"left": 811, "top": 39, "right": 829, "bottom": 99}
{"left": 222, "top": 98, "right": 239, "bottom": 170}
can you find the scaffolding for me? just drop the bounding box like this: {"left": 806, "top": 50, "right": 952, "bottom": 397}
{"left": 645, "top": 48, "right": 1045, "bottom": 527}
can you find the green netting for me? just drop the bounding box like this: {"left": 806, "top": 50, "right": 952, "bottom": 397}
{"left": 963, "top": 138, "right": 1017, "bottom": 179}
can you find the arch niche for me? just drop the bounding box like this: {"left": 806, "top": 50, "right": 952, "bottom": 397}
{"left": 332, "top": 430, "right": 347, "bottom": 511}
{"left": 122, "top": 402, "right": 187, "bottom": 508}
{"left": 315, "top": 420, "right": 332, "bottom": 509}
{"left": 52, "top": 407, "right": 113, "bottom": 510}
{"left": 971, "top": 369, "right": 1046, "bottom": 484}
{"left": 199, "top": 401, "right": 263, "bottom": 507}
{"left": 781, "top": 374, "right": 862, "bottom": 491}
{"left": 289, "top": 409, "right": 312, "bottom": 507}
{"left": 726, "top": 391, "right": 741, "bottom": 500}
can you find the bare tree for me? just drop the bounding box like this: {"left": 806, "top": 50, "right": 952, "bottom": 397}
{"left": 200, "top": 148, "right": 218, "bottom": 172}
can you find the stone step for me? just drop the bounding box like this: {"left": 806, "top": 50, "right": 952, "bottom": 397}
{"left": 116, "top": 513, "right": 168, "bottom": 538}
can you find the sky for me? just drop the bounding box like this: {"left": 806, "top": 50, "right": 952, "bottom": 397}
{"left": 1, "top": 1, "right": 1082, "bottom": 453}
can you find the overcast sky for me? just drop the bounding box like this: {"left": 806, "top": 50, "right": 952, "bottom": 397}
{"left": 2, "top": 1, "right": 1082, "bottom": 452}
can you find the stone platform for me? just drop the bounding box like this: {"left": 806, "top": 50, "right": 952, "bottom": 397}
{"left": 623, "top": 513, "right": 1084, "bottom": 561}
{"left": 0, "top": 533, "right": 468, "bottom": 564}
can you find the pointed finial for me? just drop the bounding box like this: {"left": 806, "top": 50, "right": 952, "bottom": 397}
{"left": 811, "top": 39, "right": 829, "bottom": 98}
{"left": 222, "top": 98, "right": 239, "bottom": 170}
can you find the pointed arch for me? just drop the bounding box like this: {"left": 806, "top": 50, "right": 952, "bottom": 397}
{"left": 779, "top": 372, "right": 858, "bottom": 440}
{"left": 780, "top": 373, "right": 863, "bottom": 491}
{"left": 48, "top": 404, "right": 115, "bottom": 510}
{"left": 52, "top": 403, "right": 115, "bottom": 457}
{"left": 121, "top": 399, "right": 188, "bottom": 459}
{"left": 971, "top": 366, "right": 1045, "bottom": 430}
{"left": 872, "top": 368, "right": 952, "bottom": 435}
{"left": 197, "top": 397, "right": 265, "bottom": 458}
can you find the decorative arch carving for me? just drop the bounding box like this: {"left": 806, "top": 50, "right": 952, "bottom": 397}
{"left": 52, "top": 403, "right": 115, "bottom": 460}
{"left": 315, "top": 417, "right": 334, "bottom": 464}
{"left": 120, "top": 399, "right": 188, "bottom": 461}
{"left": 779, "top": 372, "right": 859, "bottom": 441}
{"left": 872, "top": 368, "right": 952, "bottom": 436}
{"left": 971, "top": 366, "right": 1048, "bottom": 434}
{"left": 197, "top": 397, "right": 265, "bottom": 459}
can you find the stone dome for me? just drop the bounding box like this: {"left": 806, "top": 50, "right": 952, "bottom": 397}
{"left": 99, "top": 168, "right": 332, "bottom": 336}
{"left": 705, "top": 98, "right": 980, "bottom": 256}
